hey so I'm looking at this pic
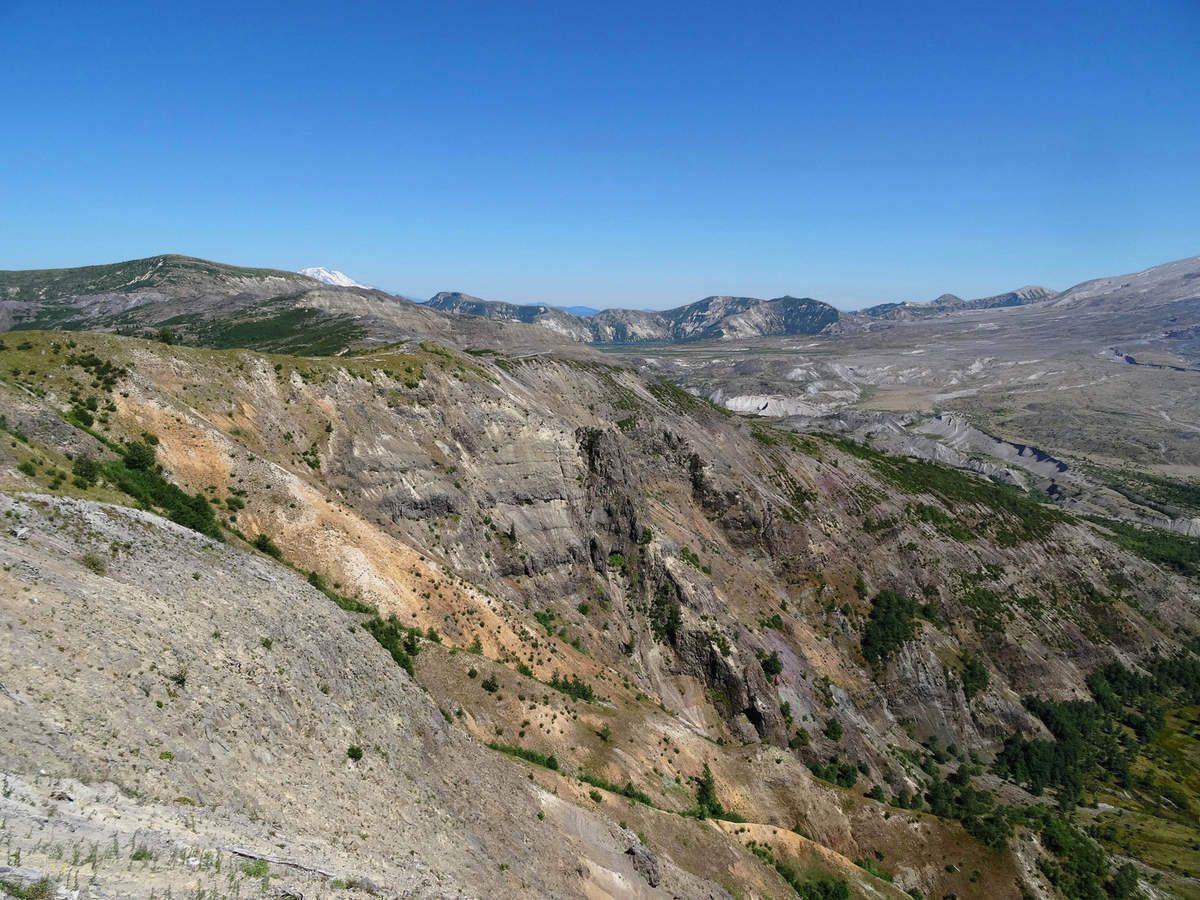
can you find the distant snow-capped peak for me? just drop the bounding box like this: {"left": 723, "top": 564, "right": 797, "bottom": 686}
{"left": 299, "top": 266, "right": 367, "bottom": 288}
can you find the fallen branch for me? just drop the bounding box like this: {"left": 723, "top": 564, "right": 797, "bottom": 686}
{"left": 225, "top": 846, "right": 337, "bottom": 879}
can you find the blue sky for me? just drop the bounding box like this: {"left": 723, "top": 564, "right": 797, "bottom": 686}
{"left": 1, "top": 1, "right": 1197, "bottom": 310}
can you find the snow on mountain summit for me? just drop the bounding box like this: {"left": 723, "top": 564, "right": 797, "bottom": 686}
{"left": 299, "top": 267, "right": 367, "bottom": 288}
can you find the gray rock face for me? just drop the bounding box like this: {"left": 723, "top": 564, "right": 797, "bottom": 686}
{"left": 626, "top": 843, "right": 662, "bottom": 887}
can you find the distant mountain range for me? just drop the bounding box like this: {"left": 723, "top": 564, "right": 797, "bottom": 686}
{"left": 424, "top": 282, "right": 1068, "bottom": 339}
{"left": 2, "top": 252, "right": 1196, "bottom": 356}
{"left": 427, "top": 291, "right": 840, "bottom": 343}
{"left": 860, "top": 285, "right": 1057, "bottom": 320}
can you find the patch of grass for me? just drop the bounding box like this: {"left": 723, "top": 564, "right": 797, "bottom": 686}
{"left": 80, "top": 552, "right": 107, "bottom": 575}
{"left": 578, "top": 771, "right": 654, "bottom": 805}
{"left": 240, "top": 858, "right": 270, "bottom": 878}
{"left": 1086, "top": 516, "right": 1200, "bottom": 577}
{"left": 647, "top": 378, "right": 706, "bottom": 412}
{"left": 828, "top": 436, "right": 1063, "bottom": 544}
{"left": 854, "top": 857, "right": 893, "bottom": 882}
{"left": 487, "top": 741, "right": 559, "bottom": 770}
{"left": 195, "top": 308, "right": 366, "bottom": 356}
{"left": 748, "top": 843, "right": 850, "bottom": 899}
{"left": 306, "top": 571, "right": 376, "bottom": 613}
{"left": 751, "top": 425, "right": 782, "bottom": 446}
{"left": 908, "top": 503, "right": 974, "bottom": 541}
{"left": 0, "top": 878, "right": 55, "bottom": 900}
{"left": 1092, "top": 703, "right": 1200, "bottom": 882}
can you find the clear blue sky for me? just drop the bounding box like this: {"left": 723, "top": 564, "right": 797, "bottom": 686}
{"left": 1, "top": 1, "right": 1197, "bottom": 310}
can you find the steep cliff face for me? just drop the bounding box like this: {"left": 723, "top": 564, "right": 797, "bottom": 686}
{"left": 2, "top": 329, "right": 1197, "bottom": 896}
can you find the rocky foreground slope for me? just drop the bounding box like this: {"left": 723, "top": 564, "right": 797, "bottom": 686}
{"left": 0, "top": 492, "right": 735, "bottom": 898}
{"left": 1, "top": 326, "right": 1198, "bottom": 897}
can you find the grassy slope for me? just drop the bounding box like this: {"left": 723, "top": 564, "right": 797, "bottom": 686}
{"left": 0, "top": 254, "right": 298, "bottom": 300}
{"left": 1092, "top": 704, "right": 1200, "bottom": 897}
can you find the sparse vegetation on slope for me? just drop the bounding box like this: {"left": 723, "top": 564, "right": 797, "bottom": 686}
{"left": 830, "top": 436, "right": 1064, "bottom": 544}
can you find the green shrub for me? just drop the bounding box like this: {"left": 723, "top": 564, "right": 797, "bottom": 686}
{"left": 1087, "top": 516, "right": 1200, "bottom": 576}
{"left": 347, "top": 745, "right": 364, "bottom": 761}
{"left": 808, "top": 756, "right": 858, "bottom": 788}
{"left": 253, "top": 533, "right": 282, "bottom": 558}
{"left": 860, "top": 591, "right": 918, "bottom": 666}
{"left": 122, "top": 441, "right": 157, "bottom": 471}
{"left": 691, "top": 763, "right": 724, "bottom": 820}
{"left": 0, "top": 877, "right": 56, "bottom": 899}
{"left": 830, "top": 437, "right": 1062, "bottom": 544}
{"left": 548, "top": 670, "right": 595, "bottom": 701}
{"left": 909, "top": 503, "right": 973, "bottom": 541}
{"left": 960, "top": 654, "right": 990, "bottom": 699}
{"left": 361, "top": 614, "right": 420, "bottom": 676}
{"left": 649, "top": 582, "right": 682, "bottom": 643}
{"left": 71, "top": 456, "right": 99, "bottom": 487}
{"left": 101, "top": 452, "right": 221, "bottom": 539}
{"left": 681, "top": 545, "right": 707, "bottom": 570}
{"left": 578, "top": 771, "right": 653, "bottom": 805}
{"left": 761, "top": 651, "right": 783, "bottom": 676}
